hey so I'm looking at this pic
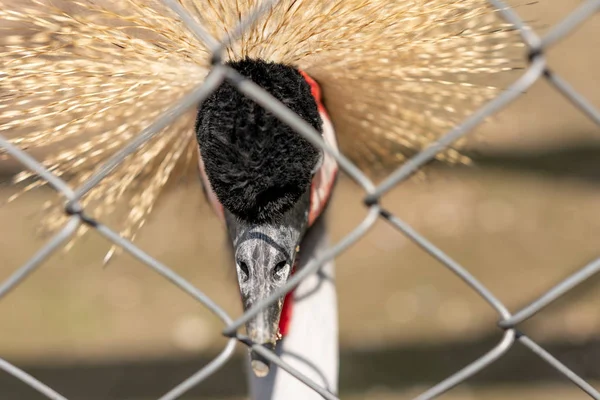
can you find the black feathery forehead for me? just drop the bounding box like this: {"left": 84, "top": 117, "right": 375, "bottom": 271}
{"left": 196, "top": 58, "right": 323, "bottom": 224}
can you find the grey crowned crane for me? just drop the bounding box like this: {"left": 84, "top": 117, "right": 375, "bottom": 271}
{"left": 197, "top": 59, "right": 341, "bottom": 397}
{"left": 0, "top": 0, "right": 520, "bottom": 398}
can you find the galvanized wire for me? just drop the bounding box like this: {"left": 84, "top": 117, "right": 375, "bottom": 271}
{"left": 1, "top": 0, "right": 600, "bottom": 399}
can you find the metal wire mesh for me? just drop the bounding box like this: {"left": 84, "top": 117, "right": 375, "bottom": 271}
{"left": 1, "top": 0, "right": 600, "bottom": 399}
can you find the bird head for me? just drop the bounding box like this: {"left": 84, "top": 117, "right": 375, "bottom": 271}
{"left": 195, "top": 58, "right": 324, "bottom": 374}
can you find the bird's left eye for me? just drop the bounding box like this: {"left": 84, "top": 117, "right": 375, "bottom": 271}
{"left": 238, "top": 260, "right": 250, "bottom": 283}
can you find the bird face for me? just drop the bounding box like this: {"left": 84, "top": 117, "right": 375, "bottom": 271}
{"left": 223, "top": 189, "right": 310, "bottom": 374}
{"left": 195, "top": 58, "right": 324, "bottom": 375}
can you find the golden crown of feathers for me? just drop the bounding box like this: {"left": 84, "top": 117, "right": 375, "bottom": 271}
{"left": 0, "top": 0, "right": 522, "bottom": 254}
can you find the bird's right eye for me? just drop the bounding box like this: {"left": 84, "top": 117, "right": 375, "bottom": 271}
{"left": 272, "top": 260, "right": 288, "bottom": 282}
{"left": 238, "top": 260, "right": 250, "bottom": 283}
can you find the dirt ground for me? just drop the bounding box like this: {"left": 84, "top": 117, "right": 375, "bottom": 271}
{"left": 2, "top": 166, "right": 600, "bottom": 357}
{"left": 1, "top": 0, "right": 600, "bottom": 399}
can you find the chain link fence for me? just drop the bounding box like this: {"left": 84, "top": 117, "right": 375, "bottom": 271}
{"left": 1, "top": 0, "right": 600, "bottom": 399}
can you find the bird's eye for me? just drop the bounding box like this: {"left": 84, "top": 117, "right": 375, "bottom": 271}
{"left": 272, "top": 260, "right": 288, "bottom": 281}
{"left": 238, "top": 260, "right": 250, "bottom": 283}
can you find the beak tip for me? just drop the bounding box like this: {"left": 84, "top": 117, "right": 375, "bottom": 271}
{"left": 250, "top": 342, "right": 275, "bottom": 378}
{"left": 251, "top": 359, "right": 271, "bottom": 377}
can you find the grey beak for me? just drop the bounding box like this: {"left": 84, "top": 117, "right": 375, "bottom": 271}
{"left": 235, "top": 233, "right": 295, "bottom": 345}
{"left": 223, "top": 193, "right": 310, "bottom": 377}
{"left": 235, "top": 235, "right": 293, "bottom": 376}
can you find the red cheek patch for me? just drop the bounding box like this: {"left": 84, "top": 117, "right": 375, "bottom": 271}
{"left": 278, "top": 260, "right": 296, "bottom": 337}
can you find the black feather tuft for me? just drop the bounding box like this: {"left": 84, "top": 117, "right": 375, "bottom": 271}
{"left": 196, "top": 58, "right": 322, "bottom": 224}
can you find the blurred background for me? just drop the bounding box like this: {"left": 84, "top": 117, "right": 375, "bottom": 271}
{"left": 1, "top": 1, "right": 600, "bottom": 399}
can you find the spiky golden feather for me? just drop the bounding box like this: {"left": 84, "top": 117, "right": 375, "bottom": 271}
{"left": 0, "top": 0, "right": 522, "bottom": 253}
